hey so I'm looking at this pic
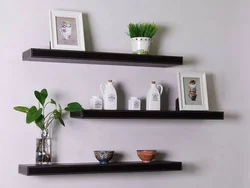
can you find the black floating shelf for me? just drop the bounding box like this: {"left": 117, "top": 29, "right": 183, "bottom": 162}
{"left": 19, "top": 161, "right": 182, "bottom": 176}
{"left": 70, "top": 110, "right": 224, "bottom": 120}
{"left": 22, "top": 48, "right": 183, "bottom": 68}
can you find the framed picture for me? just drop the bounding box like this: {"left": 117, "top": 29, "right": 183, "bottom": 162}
{"left": 177, "top": 72, "right": 209, "bottom": 111}
{"left": 49, "top": 10, "right": 85, "bottom": 51}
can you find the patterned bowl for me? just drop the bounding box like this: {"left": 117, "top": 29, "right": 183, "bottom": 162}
{"left": 137, "top": 150, "right": 157, "bottom": 163}
{"left": 94, "top": 151, "right": 114, "bottom": 164}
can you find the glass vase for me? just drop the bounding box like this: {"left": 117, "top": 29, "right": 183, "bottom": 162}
{"left": 36, "top": 130, "right": 52, "bottom": 164}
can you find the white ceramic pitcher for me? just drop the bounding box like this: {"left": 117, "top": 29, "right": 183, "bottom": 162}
{"left": 146, "top": 81, "right": 163, "bottom": 111}
{"left": 100, "top": 80, "right": 117, "bottom": 110}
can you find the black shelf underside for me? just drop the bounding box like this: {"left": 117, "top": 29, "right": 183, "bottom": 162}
{"left": 70, "top": 110, "right": 224, "bottom": 120}
{"left": 22, "top": 48, "right": 183, "bottom": 68}
{"left": 19, "top": 161, "right": 182, "bottom": 176}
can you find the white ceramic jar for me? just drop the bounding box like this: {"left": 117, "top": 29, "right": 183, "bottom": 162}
{"left": 90, "top": 96, "right": 103, "bottom": 110}
{"left": 128, "top": 97, "right": 141, "bottom": 110}
{"left": 131, "top": 37, "right": 152, "bottom": 54}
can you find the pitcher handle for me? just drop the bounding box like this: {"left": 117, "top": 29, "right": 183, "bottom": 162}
{"left": 100, "top": 83, "right": 106, "bottom": 96}
{"left": 157, "top": 85, "right": 163, "bottom": 95}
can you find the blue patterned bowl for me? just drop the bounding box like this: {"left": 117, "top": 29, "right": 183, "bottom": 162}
{"left": 94, "top": 151, "right": 114, "bottom": 164}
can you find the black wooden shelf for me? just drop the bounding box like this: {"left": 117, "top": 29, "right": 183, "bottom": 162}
{"left": 22, "top": 48, "right": 183, "bottom": 68}
{"left": 19, "top": 161, "right": 182, "bottom": 176}
{"left": 70, "top": 110, "right": 224, "bottom": 120}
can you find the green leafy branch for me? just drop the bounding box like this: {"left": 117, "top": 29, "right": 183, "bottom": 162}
{"left": 14, "top": 89, "right": 83, "bottom": 131}
{"left": 127, "top": 23, "right": 158, "bottom": 38}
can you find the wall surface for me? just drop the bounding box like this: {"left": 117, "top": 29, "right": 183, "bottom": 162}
{"left": 1, "top": 0, "right": 249, "bottom": 187}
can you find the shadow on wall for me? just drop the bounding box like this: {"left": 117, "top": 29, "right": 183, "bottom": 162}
{"left": 182, "top": 163, "right": 199, "bottom": 174}
{"left": 206, "top": 73, "right": 219, "bottom": 111}
{"left": 183, "top": 57, "right": 199, "bottom": 67}
{"left": 83, "top": 14, "right": 94, "bottom": 51}
{"left": 150, "top": 26, "right": 168, "bottom": 55}
{"left": 116, "top": 83, "right": 126, "bottom": 110}
{"left": 112, "top": 152, "right": 126, "bottom": 162}
{"left": 161, "top": 84, "right": 169, "bottom": 111}
{"left": 224, "top": 113, "right": 240, "bottom": 121}
{"left": 154, "top": 151, "right": 168, "bottom": 161}
{"left": 141, "top": 98, "right": 146, "bottom": 110}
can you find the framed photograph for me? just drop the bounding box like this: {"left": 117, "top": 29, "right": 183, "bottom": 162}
{"left": 49, "top": 10, "right": 85, "bottom": 51}
{"left": 177, "top": 72, "right": 209, "bottom": 111}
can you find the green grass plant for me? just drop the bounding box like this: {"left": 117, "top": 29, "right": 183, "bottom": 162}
{"left": 127, "top": 23, "right": 158, "bottom": 38}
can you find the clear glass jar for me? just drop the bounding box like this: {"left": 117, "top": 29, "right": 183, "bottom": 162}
{"left": 36, "top": 130, "right": 52, "bottom": 164}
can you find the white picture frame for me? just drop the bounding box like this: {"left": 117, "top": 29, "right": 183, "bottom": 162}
{"left": 49, "top": 10, "right": 85, "bottom": 51}
{"left": 177, "top": 72, "right": 209, "bottom": 111}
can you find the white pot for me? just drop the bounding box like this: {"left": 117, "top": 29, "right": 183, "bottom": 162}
{"left": 131, "top": 37, "right": 152, "bottom": 54}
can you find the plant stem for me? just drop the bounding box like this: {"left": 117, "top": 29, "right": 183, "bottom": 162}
{"left": 45, "top": 116, "right": 55, "bottom": 129}
{"left": 44, "top": 112, "right": 53, "bottom": 120}
{"left": 43, "top": 102, "right": 53, "bottom": 116}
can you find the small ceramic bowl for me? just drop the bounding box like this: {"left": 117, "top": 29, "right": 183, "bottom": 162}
{"left": 94, "top": 151, "right": 114, "bottom": 164}
{"left": 137, "top": 150, "right": 157, "bottom": 163}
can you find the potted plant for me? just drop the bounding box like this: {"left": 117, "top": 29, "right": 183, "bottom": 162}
{"left": 14, "top": 89, "right": 83, "bottom": 164}
{"left": 127, "top": 23, "right": 158, "bottom": 55}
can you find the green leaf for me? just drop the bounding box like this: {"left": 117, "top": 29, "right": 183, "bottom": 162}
{"left": 58, "top": 104, "right": 62, "bottom": 114}
{"left": 41, "top": 89, "right": 48, "bottom": 100}
{"left": 34, "top": 89, "right": 48, "bottom": 106}
{"left": 26, "top": 106, "right": 42, "bottom": 124}
{"left": 34, "top": 91, "right": 45, "bottom": 106}
{"left": 34, "top": 91, "right": 42, "bottom": 103}
{"left": 53, "top": 109, "right": 61, "bottom": 119}
{"left": 58, "top": 117, "right": 65, "bottom": 127}
{"left": 65, "top": 102, "right": 83, "bottom": 112}
{"left": 35, "top": 115, "right": 45, "bottom": 130}
{"left": 14, "top": 106, "right": 29, "bottom": 113}
{"left": 51, "top": 99, "right": 56, "bottom": 105}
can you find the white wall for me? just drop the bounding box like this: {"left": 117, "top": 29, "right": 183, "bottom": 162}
{"left": 1, "top": 0, "right": 249, "bottom": 187}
